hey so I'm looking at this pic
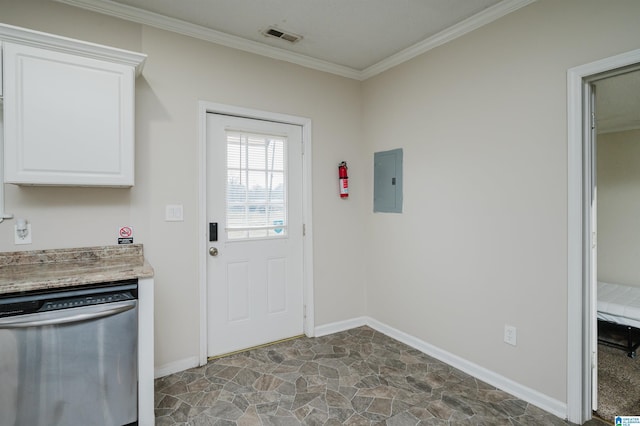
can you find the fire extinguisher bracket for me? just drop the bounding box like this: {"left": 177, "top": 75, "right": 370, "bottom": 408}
{"left": 338, "top": 161, "right": 349, "bottom": 199}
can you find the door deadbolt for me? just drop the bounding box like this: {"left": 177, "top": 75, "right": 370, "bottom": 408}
{"left": 209, "top": 247, "right": 219, "bottom": 257}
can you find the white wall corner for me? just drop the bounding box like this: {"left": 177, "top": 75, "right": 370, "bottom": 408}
{"left": 314, "top": 316, "right": 368, "bottom": 337}
{"left": 155, "top": 356, "right": 201, "bottom": 379}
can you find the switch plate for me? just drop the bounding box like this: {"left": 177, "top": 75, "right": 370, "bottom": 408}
{"left": 504, "top": 325, "right": 517, "bottom": 346}
{"left": 165, "top": 204, "right": 184, "bottom": 222}
{"left": 15, "top": 223, "right": 32, "bottom": 245}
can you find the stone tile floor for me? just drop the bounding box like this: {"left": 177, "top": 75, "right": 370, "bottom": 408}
{"left": 155, "top": 326, "right": 609, "bottom": 425}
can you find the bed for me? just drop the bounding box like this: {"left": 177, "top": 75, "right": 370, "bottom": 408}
{"left": 597, "top": 281, "right": 640, "bottom": 357}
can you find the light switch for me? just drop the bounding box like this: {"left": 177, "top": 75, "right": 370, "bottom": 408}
{"left": 165, "top": 204, "right": 184, "bottom": 222}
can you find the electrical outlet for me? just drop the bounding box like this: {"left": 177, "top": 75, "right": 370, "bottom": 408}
{"left": 15, "top": 223, "right": 32, "bottom": 245}
{"left": 504, "top": 325, "right": 517, "bottom": 346}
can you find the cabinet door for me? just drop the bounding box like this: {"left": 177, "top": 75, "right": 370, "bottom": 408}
{"left": 3, "top": 42, "right": 135, "bottom": 186}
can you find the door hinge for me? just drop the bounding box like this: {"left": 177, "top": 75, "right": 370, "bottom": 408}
{"left": 591, "top": 111, "right": 596, "bottom": 131}
{"left": 303, "top": 305, "right": 307, "bottom": 319}
{"left": 303, "top": 224, "right": 306, "bottom": 236}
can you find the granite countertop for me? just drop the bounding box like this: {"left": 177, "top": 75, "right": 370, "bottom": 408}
{"left": 0, "top": 244, "right": 154, "bottom": 295}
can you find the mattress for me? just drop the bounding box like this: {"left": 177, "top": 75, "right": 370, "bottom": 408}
{"left": 597, "top": 281, "right": 640, "bottom": 329}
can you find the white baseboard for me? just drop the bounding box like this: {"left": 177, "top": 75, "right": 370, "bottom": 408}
{"left": 318, "top": 316, "right": 567, "bottom": 420}
{"left": 155, "top": 316, "right": 368, "bottom": 378}
{"left": 157, "top": 317, "right": 567, "bottom": 419}
{"left": 154, "top": 356, "right": 200, "bottom": 379}
{"left": 314, "top": 316, "right": 368, "bottom": 337}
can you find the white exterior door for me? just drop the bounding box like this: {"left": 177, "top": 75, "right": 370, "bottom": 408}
{"left": 206, "top": 113, "right": 304, "bottom": 358}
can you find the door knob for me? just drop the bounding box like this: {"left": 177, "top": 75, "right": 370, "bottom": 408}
{"left": 209, "top": 247, "right": 219, "bottom": 257}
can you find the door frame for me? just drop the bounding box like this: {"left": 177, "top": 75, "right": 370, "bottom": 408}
{"left": 197, "top": 101, "right": 315, "bottom": 366}
{"left": 567, "top": 48, "right": 640, "bottom": 423}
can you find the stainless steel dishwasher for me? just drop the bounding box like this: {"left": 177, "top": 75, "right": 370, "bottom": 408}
{"left": 0, "top": 279, "right": 138, "bottom": 426}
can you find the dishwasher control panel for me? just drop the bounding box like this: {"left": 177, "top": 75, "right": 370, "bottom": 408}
{"left": 0, "top": 280, "right": 138, "bottom": 317}
{"left": 40, "top": 292, "right": 135, "bottom": 312}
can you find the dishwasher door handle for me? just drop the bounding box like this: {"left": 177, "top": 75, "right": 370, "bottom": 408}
{"left": 0, "top": 300, "right": 137, "bottom": 329}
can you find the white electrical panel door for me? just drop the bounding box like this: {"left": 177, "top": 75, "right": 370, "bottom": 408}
{"left": 3, "top": 42, "right": 135, "bottom": 186}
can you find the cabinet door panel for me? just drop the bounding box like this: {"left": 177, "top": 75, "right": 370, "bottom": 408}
{"left": 3, "top": 42, "right": 134, "bottom": 186}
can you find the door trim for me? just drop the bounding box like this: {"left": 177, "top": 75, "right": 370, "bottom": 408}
{"left": 567, "top": 48, "right": 640, "bottom": 424}
{"left": 197, "top": 101, "right": 314, "bottom": 366}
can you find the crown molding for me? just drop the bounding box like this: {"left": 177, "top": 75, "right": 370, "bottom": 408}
{"left": 0, "top": 22, "right": 146, "bottom": 74}
{"left": 360, "top": 0, "right": 537, "bottom": 80}
{"left": 53, "top": 0, "right": 362, "bottom": 80}
{"left": 54, "top": 0, "right": 535, "bottom": 81}
{"left": 597, "top": 123, "right": 640, "bottom": 135}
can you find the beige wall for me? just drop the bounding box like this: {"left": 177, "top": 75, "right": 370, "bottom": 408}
{"left": 597, "top": 129, "right": 640, "bottom": 287}
{"left": 4, "top": 0, "right": 640, "bottom": 409}
{"left": 0, "top": 0, "right": 367, "bottom": 368}
{"left": 362, "top": 0, "right": 640, "bottom": 403}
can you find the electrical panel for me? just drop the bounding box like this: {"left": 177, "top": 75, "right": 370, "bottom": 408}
{"left": 374, "top": 148, "right": 403, "bottom": 213}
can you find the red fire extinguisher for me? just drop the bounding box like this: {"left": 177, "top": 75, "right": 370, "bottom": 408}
{"left": 338, "top": 161, "right": 349, "bottom": 198}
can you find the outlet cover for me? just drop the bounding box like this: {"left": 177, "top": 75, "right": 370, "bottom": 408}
{"left": 15, "top": 224, "right": 32, "bottom": 245}
{"left": 504, "top": 325, "right": 517, "bottom": 346}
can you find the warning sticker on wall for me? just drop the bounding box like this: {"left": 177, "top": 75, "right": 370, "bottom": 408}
{"left": 118, "top": 226, "right": 134, "bottom": 244}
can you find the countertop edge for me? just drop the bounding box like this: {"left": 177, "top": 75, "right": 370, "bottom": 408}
{"left": 0, "top": 245, "right": 154, "bottom": 296}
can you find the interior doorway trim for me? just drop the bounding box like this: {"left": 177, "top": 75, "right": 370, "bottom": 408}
{"left": 197, "top": 101, "right": 315, "bottom": 366}
{"left": 567, "top": 48, "right": 640, "bottom": 424}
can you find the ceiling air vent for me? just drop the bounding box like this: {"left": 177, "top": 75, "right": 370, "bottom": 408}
{"left": 262, "top": 27, "right": 302, "bottom": 44}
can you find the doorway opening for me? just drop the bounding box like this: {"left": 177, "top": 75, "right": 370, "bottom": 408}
{"left": 591, "top": 69, "right": 640, "bottom": 422}
{"left": 567, "top": 50, "right": 640, "bottom": 424}
{"left": 197, "top": 102, "right": 315, "bottom": 366}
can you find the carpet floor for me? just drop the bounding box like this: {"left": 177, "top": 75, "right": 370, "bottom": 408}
{"left": 597, "top": 342, "right": 640, "bottom": 422}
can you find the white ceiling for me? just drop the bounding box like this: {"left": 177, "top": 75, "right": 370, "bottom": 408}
{"left": 48, "top": 0, "right": 640, "bottom": 131}
{"left": 56, "top": 0, "right": 535, "bottom": 80}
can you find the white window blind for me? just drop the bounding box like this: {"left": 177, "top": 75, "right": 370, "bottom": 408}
{"left": 226, "top": 131, "right": 287, "bottom": 240}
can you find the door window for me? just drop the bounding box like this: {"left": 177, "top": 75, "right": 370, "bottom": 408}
{"left": 226, "top": 131, "right": 287, "bottom": 240}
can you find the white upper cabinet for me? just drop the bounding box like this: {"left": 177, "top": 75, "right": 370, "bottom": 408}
{"left": 0, "top": 25, "right": 146, "bottom": 186}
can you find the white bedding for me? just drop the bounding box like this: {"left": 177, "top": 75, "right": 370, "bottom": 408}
{"left": 598, "top": 281, "right": 640, "bottom": 329}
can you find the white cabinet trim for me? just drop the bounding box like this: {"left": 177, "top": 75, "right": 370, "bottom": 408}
{"left": 0, "top": 24, "right": 145, "bottom": 75}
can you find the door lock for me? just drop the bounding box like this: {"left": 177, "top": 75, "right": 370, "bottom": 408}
{"left": 209, "top": 247, "right": 219, "bottom": 257}
{"left": 209, "top": 223, "right": 218, "bottom": 242}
